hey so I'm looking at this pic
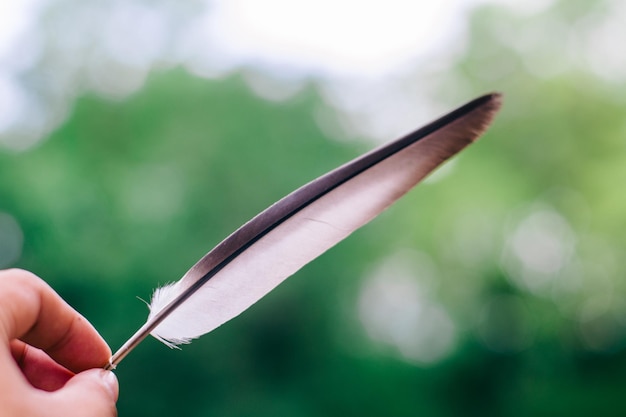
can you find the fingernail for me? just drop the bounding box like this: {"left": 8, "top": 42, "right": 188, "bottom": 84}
{"left": 99, "top": 370, "right": 119, "bottom": 401}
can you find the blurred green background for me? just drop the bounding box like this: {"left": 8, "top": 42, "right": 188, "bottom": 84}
{"left": 2, "top": 0, "right": 626, "bottom": 416}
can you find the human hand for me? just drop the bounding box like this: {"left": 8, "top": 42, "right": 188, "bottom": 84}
{"left": 0, "top": 269, "right": 118, "bottom": 417}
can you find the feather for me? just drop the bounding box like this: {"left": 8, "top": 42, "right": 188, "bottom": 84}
{"left": 105, "top": 93, "right": 502, "bottom": 369}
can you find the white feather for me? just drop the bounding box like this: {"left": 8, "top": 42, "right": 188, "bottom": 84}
{"left": 105, "top": 93, "right": 501, "bottom": 369}
{"left": 149, "top": 95, "right": 501, "bottom": 345}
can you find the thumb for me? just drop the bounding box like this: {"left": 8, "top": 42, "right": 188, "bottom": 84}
{"left": 50, "top": 369, "right": 119, "bottom": 417}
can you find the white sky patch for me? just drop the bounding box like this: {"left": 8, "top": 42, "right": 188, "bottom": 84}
{"left": 582, "top": 0, "right": 626, "bottom": 82}
{"left": 0, "top": 0, "right": 563, "bottom": 148}
{"left": 205, "top": 0, "right": 470, "bottom": 79}
{"left": 0, "top": 74, "right": 25, "bottom": 132}
{"left": 489, "top": 0, "right": 554, "bottom": 15}
{"left": 0, "top": 0, "right": 42, "bottom": 60}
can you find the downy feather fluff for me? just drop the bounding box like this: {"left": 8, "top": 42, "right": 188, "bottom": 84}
{"left": 106, "top": 93, "right": 502, "bottom": 369}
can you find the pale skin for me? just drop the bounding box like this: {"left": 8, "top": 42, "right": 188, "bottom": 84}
{"left": 0, "top": 269, "right": 118, "bottom": 417}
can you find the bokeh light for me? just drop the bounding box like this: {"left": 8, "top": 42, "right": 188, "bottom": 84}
{"left": 0, "top": 212, "right": 23, "bottom": 268}
{"left": 358, "top": 251, "right": 456, "bottom": 364}
{"left": 502, "top": 204, "right": 576, "bottom": 295}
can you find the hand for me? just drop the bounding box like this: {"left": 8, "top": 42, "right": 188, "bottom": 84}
{"left": 0, "top": 269, "right": 118, "bottom": 417}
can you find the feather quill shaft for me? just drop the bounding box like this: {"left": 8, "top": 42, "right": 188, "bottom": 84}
{"left": 106, "top": 93, "right": 502, "bottom": 370}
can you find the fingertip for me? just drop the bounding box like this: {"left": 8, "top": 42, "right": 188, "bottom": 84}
{"left": 52, "top": 369, "right": 119, "bottom": 416}
{"left": 75, "top": 369, "right": 119, "bottom": 402}
{"left": 99, "top": 370, "right": 119, "bottom": 402}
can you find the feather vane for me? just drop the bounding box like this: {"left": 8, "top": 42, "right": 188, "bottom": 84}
{"left": 106, "top": 93, "right": 502, "bottom": 369}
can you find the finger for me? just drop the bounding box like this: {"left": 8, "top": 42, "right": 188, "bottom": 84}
{"left": 0, "top": 269, "right": 111, "bottom": 372}
{"left": 10, "top": 340, "right": 74, "bottom": 391}
{"left": 0, "top": 343, "right": 33, "bottom": 410}
{"left": 49, "top": 369, "right": 119, "bottom": 417}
